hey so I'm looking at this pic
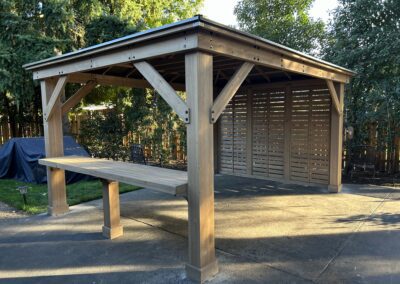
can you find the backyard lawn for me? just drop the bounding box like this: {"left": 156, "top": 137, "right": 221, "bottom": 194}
{"left": 0, "top": 179, "right": 141, "bottom": 214}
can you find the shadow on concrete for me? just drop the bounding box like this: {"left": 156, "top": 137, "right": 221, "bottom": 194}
{"left": 1, "top": 175, "right": 399, "bottom": 283}
{"left": 343, "top": 183, "right": 400, "bottom": 200}
{"left": 335, "top": 213, "right": 400, "bottom": 226}
{"left": 214, "top": 175, "right": 327, "bottom": 197}
{"left": 1, "top": 223, "right": 399, "bottom": 283}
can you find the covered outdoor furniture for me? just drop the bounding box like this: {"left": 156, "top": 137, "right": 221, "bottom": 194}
{"left": 23, "top": 16, "right": 355, "bottom": 282}
{"left": 0, "top": 136, "right": 90, "bottom": 184}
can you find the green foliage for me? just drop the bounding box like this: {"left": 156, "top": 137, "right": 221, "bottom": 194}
{"left": 324, "top": 0, "right": 400, "bottom": 172}
{"left": 234, "top": 0, "right": 326, "bottom": 55}
{"left": 0, "top": 179, "right": 140, "bottom": 214}
{"left": 0, "top": 0, "right": 203, "bottom": 137}
{"left": 85, "top": 15, "right": 137, "bottom": 46}
{"left": 80, "top": 107, "right": 130, "bottom": 161}
{"left": 79, "top": 89, "right": 187, "bottom": 165}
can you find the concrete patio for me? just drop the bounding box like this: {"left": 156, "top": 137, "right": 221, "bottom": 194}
{"left": 0, "top": 175, "right": 399, "bottom": 283}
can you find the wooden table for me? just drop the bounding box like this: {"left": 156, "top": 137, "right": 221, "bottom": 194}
{"left": 39, "top": 156, "right": 188, "bottom": 239}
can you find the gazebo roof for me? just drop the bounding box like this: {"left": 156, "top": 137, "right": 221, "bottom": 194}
{"left": 24, "top": 15, "right": 355, "bottom": 86}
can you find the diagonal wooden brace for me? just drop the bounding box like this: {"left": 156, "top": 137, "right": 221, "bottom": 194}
{"left": 44, "top": 75, "right": 68, "bottom": 121}
{"left": 61, "top": 80, "right": 97, "bottom": 114}
{"left": 211, "top": 62, "right": 254, "bottom": 123}
{"left": 326, "top": 79, "right": 343, "bottom": 115}
{"left": 134, "top": 61, "right": 190, "bottom": 123}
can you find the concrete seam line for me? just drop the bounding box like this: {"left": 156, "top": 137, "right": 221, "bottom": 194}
{"left": 120, "top": 212, "right": 313, "bottom": 283}
{"left": 314, "top": 191, "right": 393, "bottom": 281}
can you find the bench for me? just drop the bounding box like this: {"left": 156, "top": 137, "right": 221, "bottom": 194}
{"left": 39, "top": 156, "right": 188, "bottom": 239}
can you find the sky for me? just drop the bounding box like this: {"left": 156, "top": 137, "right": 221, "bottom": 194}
{"left": 200, "top": 0, "right": 339, "bottom": 27}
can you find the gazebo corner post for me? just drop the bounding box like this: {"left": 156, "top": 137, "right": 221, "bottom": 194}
{"left": 184, "top": 51, "right": 218, "bottom": 282}
{"left": 328, "top": 82, "right": 345, "bottom": 193}
{"left": 40, "top": 77, "right": 69, "bottom": 215}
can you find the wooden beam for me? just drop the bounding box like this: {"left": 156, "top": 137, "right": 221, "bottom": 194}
{"left": 134, "top": 61, "right": 189, "bottom": 122}
{"left": 40, "top": 78, "right": 69, "bottom": 216}
{"left": 211, "top": 62, "right": 254, "bottom": 122}
{"left": 329, "top": 83, "right": 344, "bottom": 193}
{"left": 68, "top": 72, "right": 185, "bottom": 91}
{"left": 185, "top": 52, "right": 218, "bottom": 282}
{"left": 45, "top": 76, "right": 68, "bottom": 121}
{"left": 31, "top": 33, "right": 198, "bottom": 80}
{"left": 198, "top": 32, "right": 351, "bottom": 83}
{"left": 326, "top": 79, "right": 341, "bottom": 114}
{"left": 255, "top": 66, "right": 271, "bottom": 82}
{"left": 61, "top": 80, "right": 97, "bottom": 114}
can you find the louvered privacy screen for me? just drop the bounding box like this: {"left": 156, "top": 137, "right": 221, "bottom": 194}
{"left": 219, "top": 83, "right": 331, "bottom": 185}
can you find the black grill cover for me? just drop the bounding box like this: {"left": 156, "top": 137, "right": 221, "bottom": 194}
{"left": 0, "top": 136, "right": 92, "bottom": 184}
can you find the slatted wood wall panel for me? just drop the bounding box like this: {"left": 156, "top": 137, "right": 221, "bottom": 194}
{"left": 267, "top": 90, "right": 286, "bottom": 178}
{"left": 220, "top": 100, "right": 234, "bottom": 173}
{"left": 290, "top": 89, "right": 311, "bottom": 182}
{"left": 218, "top": 83, "right": 331, "bottom": 185}
{"left": 308, "top": 88, "right": 331, "bottom": 184}
{"left": 232, "top": 93, "right": 248, "bottom": 174}
{"left": 252, "top": 92, "right": 269, "bottom": 176}
{"left": 219, "top": 94, "right": 248, "bottom": 174}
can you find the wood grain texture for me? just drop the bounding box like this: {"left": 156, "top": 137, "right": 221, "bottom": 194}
{"left": 61, "top": 80, "right": 97, "bottom": 114}
{"left": 45, "top": 76, "right": 68, "bottom": 121}
{"left": 134, "top": 61, "right": 189, "bottom": 122}
{"left": 68, "top": 72, "right": 185, "bottom": 91}
{"left": 218, "top": 82, "right": 332, "bottom": 186}
{"left": 40, "top": 78, "right": 69, "bottom": 216}
{"left": 102, "top": 180, "right": 123, "bottom": 239}
{"left": 212, "top": 62, "right": 254, "bottom": 122}
{"left": 185, "top": 52, "right": 218, "bottom": 282}
{"left": 39, "top": 156, "right": 188, "bottom": 196}
{"left": 326, "top": 79, "right": 341, "bottom": 114}
{"left": 329, "top": 82, "right": 344, "bottom": 192}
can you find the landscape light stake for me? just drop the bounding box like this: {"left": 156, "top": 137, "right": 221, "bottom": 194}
{"left": 17, "top": 186, "right": 29, "bottom": 206}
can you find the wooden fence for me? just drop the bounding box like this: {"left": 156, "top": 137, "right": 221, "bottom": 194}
{"left": 1, "top": 112, "right": 399, "bottom": 175}
{"left": 69, "top": 114, "right": 186, "bottom": 161}
{"left": 0, "top": 119, "right": 11, "bottom": 145}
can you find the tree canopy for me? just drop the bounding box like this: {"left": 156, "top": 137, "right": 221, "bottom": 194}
{"left": 324, "top": 0, "right": 400, "bottom": 172}
{"left": 0, "top": 0, "right": 203, "bottom": 137}
{"left": 234, "top": 0, "right": 326, "bottom": 55}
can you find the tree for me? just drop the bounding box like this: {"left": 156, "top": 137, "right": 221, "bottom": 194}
{"left": 234, "top": 0, "right": 326, "bottom": 55}
{"left": 324, "top": 0, "right": 400, "bottom": 173}
{"left": 0, "top": 0, "right": 203, "bottom": 139}
{"left": 0, "top": 0, "right": 76, "bottom": 136}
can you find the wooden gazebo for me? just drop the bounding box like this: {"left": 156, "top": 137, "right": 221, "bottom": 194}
{"left": 24, "top": 16, "right": 355, "bottom": 282}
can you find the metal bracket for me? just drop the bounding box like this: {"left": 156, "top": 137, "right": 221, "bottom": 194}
{"left": 210, "top": 109, "right": 216, "bottom": 124}
{"left": 184, "top": 108, "right": 191, "bottom": 124}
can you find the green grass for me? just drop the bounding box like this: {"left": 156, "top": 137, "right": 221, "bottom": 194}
{"left": 0, "top": 179, "right": 141, "bottom": 214}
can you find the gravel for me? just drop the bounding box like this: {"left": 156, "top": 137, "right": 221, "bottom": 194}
{"left": 0, "top": 201, "right": 28, "bottom": 219}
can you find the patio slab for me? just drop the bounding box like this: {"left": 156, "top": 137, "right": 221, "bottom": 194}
{"left": 0, "top": 175, "right": 399, "bottom": 283}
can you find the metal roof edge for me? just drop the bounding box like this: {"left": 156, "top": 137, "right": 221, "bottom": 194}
{"left": 23, "top": 16, "right": 202, "bottom": 70}
{"left": 196, "top": 15, "right": 356, "bottom": 76}
{"left": 23, "top": 14, "right": 356, "bottom": 76}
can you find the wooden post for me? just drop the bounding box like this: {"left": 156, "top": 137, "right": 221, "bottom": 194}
{"left": 101, "top": 180, "right": 123, "bottom": 239}
{"left": 329, "top": 82, "right": 344, "bottom": 193}
{"left": 41, "top": 78, "right": 69, "bottom": 215}
{"left": 185, "top": 52, "right": 218, "bottom": 282}
{"left": 213, "top": 119, "right": 220, "bottom": 173}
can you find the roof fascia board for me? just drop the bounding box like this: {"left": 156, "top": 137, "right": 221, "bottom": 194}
{"left": 24, "top": 18, "right": 202, "bottom": 71}
{"left": 31, "top": 33, "right": 199, "bottom": 80}
{"left": 198, "top": 18, "right": 355, "bottom": 76}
